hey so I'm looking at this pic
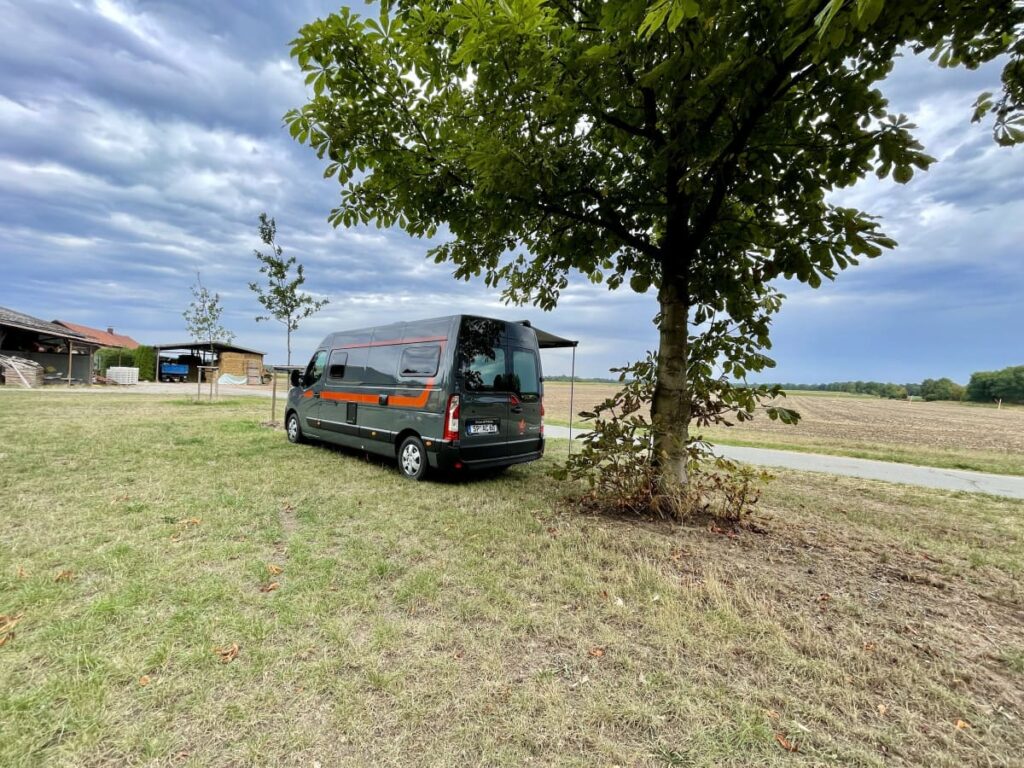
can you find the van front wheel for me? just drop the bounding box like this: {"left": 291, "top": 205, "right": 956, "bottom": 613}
{"left": 398, "top": 435, "right": 428, "bottom": 481}
{"left": 286, "top": 412, "right": 304, "bottom": 444}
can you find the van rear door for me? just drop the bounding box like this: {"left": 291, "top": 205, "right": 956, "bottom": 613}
{"left": 457, "top": 344, "right": 509, "bottom": 462}
{"left": 508, "top": 346, "right": 543, "bottom": 456}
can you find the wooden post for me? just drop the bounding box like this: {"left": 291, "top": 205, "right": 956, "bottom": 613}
{"left": 67, "top": 341, "right": 73, "bottom": 386}
{"left": 88, "top": 346, "right": 94, "bottom": 386}
{"left": 271, "top": 367, "right": 278, "bottom": 424}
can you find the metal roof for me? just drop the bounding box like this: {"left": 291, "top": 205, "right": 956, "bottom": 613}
{"left": 0, "top": 305, "right": 99, "bottom": 346}
{"left": 153, "top": 341, "right": 266, "bottom": 356}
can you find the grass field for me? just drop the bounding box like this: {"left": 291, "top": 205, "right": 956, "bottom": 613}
{"left": 544, "top": 382, "right": 1024, "bottom": 476}
{"left": 1, "top": 392, "right": 1023, "bottom": 767}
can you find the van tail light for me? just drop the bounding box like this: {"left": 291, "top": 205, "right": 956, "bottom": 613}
{"left": 444, "top": 394, "right": 460, "bottom": 441}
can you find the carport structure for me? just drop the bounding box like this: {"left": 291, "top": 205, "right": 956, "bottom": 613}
{"left": 0, "top": 305, "right": 101, "bottom": 386}
{"left": 152, "top": 341, "right": 266, "bottom": 386}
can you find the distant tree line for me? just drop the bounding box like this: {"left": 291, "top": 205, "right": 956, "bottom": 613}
{"left": 762, "top": 365, "right": 1024, "bottom": 404}
{"left": 966, "top": 366, "right": 1024, "bottom": 405}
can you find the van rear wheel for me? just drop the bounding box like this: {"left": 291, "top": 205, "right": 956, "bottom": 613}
{"left": 398, "top": 435, "right": 428, "bottom": 481}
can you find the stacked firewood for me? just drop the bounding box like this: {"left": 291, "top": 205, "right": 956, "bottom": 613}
{"left": 0, "top": 356, "right": 44, "bottom": 388}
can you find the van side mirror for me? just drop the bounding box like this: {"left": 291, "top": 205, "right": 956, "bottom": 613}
{"left": 290, "top": 369, "right": 301, "bottom": 387}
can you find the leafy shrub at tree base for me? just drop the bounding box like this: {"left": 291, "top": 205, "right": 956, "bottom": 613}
{"left": 556, "top": 355, "right": 775, "bottom": 523}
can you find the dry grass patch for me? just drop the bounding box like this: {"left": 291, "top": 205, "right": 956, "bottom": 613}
{"left": 0, "top": 391, "right": 1021, "bottom": 766}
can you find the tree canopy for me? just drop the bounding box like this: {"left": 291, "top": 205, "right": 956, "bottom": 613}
{"left": 287, "top": 0, "right": 1022, "bottom": 490}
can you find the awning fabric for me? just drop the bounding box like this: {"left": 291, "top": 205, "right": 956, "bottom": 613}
{"left": 529, "top": 326, "right": 578, "bottom": 349}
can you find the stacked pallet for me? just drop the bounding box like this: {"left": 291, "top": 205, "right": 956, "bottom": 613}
{"left": 107, "top": 366, "right": 139, "bottom": 385}
{"left": 0, "top": 356, "right": 44, "bottom": 388}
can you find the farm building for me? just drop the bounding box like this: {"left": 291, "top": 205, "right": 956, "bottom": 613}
{"left": 0, "top": 305, "right": 101, "bottom": 386}
{"left": 153, "top": 341, "right": 266, "bottom": 384}
{"left": 52, "top": 321, "right": 140, "bottom": 350}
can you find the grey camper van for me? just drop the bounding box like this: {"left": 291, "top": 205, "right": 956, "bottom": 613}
{"left": 285, "top": 315, "right": 545, "bottom": 480}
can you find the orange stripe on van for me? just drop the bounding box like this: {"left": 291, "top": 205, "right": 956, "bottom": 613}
{"left": 320, "top": 379, "right": 434, "bottom": 408}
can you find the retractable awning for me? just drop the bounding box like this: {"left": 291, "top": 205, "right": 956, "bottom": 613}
{"left": 532, "top": 327, "right": 578, "bottom": 349}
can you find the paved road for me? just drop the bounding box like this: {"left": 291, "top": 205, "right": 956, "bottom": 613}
{"left": 544, "top": 424, "right": 1024, "bottom": 500}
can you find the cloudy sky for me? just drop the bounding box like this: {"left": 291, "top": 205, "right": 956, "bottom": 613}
{"left": 1, "top": 1, "right": 1021, "bottom": 382}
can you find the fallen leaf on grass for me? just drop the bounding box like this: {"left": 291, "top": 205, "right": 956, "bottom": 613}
{"left": 139, "top": 675, "right": 151, "bottom": 686}
{"left": 15, "top": 565, "right": 27, "bottom": 579}
{"left": 54, "top": 570, "right": 74, "bottom": 583}
{"left": 260, "top": 582, "right": 280, "bottom": 593}
{"left": 764, "top": 709, "right": 780, "bottom": 721}
{"left": 863, "top": 642, "right": 877, "bottom": 652}
{"left": 0, "top": 613, "right": 24, "bottom": 646}
{"left": 955, "top": 719, "right": 971, "bottom": 730}
{"left": 877, "top": 704, "right": 888, "bottom": 717}
{"left": 774, "top": 732, "right": 798, "bottom": 752}
{"left": 267, "top": 564, "right": 283, "bottom": 575}
{"left": 178, "top": 517, "right": 201, "bottom": 527}
{"left": 588, "top": 647, "right": 605, "bottom": 658}
{"left": 213, "top": 643, "right": 239, "bottom": 663}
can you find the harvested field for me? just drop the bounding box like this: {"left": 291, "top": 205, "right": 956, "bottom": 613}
{"left": 543, "top": 383, "right": 1024, "bottom": 475}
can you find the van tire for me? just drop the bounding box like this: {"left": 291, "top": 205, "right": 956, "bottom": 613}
{"left": 286, "top": 412, "right": 305, "bottom": 444}
{"left": 398, "top": 435, "right": 428, "bottom": 481}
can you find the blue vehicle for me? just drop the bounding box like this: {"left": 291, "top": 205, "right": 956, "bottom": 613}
{"left": 160, "top": 362, "right": 189, "bottom": 382}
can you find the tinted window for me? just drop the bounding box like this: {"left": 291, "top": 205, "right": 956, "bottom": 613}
{"left": 305, "top": 350, "right": 327, "bottom": 384}
{"left": 461, "top": 347, "right": 507, "bottom": 392}
{"left": 327, "top": 350, "right": 347, "bottom": 379}
{"left": 510, "top": 349, "right": 540, "bottom": 402}
{"left": 341, "top": 346, "right": 369, "bottom": 383}
{"left": 399, "top": 344, "right": 441, "bottom": 378}
{"left": 365, "top": 344, "right": 402, "bottom": 385}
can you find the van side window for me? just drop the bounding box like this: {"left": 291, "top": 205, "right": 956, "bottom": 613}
{"left": 510, "top": 349, "right": 540, "bottom": 402}
{"left": 461, "top": 348, "right": 507, "bottom": 392}
{"left": 305, "top": 350, "right": 327, "bottom": 384}
{"left": 399, "top": 345, "right": 441, "bottom": 378}
{"left": 327, "top": 350, "right": 347, "bottom": 379}
{"left": 365, "top": 344, "right": 402, "bottom": 385}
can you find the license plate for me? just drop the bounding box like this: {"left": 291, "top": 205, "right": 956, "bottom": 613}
{"left": 467, "top": 420, "right": 499, "bottom": 435}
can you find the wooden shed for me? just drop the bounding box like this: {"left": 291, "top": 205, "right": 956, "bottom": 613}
{"left": 219, "top": 350, "right": 265, "bottom": 383}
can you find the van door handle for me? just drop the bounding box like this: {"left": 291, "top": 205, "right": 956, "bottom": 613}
{"left": 510, "top": 405, "right": 523, "bottom": 414}
{"left": 378, "top": 394, "right": 389, "bottom": 406}
{"left": 312, "top": 391, "right": 320, "bottom": 399}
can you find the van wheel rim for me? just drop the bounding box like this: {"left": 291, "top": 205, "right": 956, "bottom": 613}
{"left": 287, "top": 417, "right": 298, "bottom": 441}
{"left": 401, "top": 444, "right": 421, "bottom": 475}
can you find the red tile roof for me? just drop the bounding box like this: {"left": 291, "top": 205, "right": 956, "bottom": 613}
{"left": 53, "top": 321, "right": 140, "bottom": 349}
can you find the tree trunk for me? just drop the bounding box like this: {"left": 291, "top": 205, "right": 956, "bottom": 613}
{"left": 650, "top": 279, "right": 690, "bottom": 491}
{"left": 286, "top": 324, "right": 292, "bottom": 367}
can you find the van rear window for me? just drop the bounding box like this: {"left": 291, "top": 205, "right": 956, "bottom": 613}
{"left": 399, "top": 345, "right": 440, "bottom": 378}
{"left": 461, "top": 348, "right": 507, "bottom": 392}
{"left": 510, "top": 349, "right": 540, "bottom": 402}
